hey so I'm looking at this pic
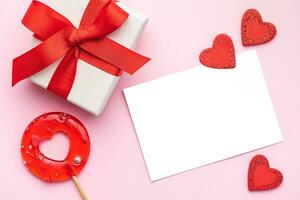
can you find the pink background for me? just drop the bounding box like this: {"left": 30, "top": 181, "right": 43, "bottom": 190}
{"left": 1, "top": 0, "right": 300, "bottom": 199}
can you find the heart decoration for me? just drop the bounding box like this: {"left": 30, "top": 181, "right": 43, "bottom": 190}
{"left": 39, "top": 132, "right": 70, "bottom": 161}
{"left": 241, "top": 9, "right": 277, "bottom": 46}
{"left": 248, "top": 154, "right": 283, "bottom": 191}
{"left": 199, "top": 34, "right": 235, "bottom": 69}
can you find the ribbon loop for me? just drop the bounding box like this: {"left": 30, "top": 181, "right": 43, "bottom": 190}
{"left": 22, "top": 0, "right": 74, "bottom": 40}
{"left": 12, "top": 0, "right": 150, "bottom": 98}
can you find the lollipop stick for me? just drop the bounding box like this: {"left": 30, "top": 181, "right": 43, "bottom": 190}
{"left": 72, "top": 176, "right": 88, "bottom": 200}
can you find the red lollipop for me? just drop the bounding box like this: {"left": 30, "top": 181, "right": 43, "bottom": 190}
{"left": 21, "top": 112, "right": 90, "bottom": 200}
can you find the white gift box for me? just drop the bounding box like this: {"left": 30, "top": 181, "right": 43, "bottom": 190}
{"left": 28, "top": 0, "right": 148, "bottom": 115}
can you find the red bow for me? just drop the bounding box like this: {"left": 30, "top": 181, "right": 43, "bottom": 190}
{"left": 12, "top": 0, "right": 150, "bottom": 98}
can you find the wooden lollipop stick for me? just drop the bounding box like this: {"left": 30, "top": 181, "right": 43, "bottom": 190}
{"left": 72, "top": 176, "right": 89, "bottom": 200}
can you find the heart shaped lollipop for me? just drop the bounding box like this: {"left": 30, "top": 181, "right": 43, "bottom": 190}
{"left": 21, "top": 112, "right": 90, "bottom": 200}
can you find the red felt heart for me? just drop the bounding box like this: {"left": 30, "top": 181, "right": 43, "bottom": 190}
{"left": 248, "top": 154, "right": 283, "bottom": 191}
{"left": 199, "top": 34, "right": 235, "bottom": 69}
{"left": 241, "top": 9, "right": 277, "bottom": 46}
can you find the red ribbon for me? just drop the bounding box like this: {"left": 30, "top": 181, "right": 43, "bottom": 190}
{"left": 12, "top": 0, "right": 150, "bottom": 98}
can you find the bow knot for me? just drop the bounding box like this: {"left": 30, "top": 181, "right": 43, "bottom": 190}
{"left": 69, "top": 28, "right": 90, "bottom": 46}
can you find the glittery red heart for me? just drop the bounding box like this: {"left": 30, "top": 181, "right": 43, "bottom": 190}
{"left": 248, "top": 155, "right": 283, "bottom": 191}
{"left": 199, "top": 34, "right": 235, "bottom": 69}
{"left": 241, "top": 9, "right": 277, "bottom": 46}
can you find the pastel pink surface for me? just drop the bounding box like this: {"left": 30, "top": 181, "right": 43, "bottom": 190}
{"left": 1, "top": 0, "right": 300, "bottom": 199}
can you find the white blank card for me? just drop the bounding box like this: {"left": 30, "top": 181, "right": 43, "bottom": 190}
{"left": 124, "top": 50, "right": 283, "bottom": 181}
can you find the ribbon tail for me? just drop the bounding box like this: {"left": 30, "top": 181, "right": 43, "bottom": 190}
{"left": 47, "top": 48, "right": 78, "bottom": 99}
{"left": 80, "top": 37, "right": 150, "bottom": 74}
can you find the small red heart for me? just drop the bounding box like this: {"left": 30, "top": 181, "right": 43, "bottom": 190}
{"left": 248, "top": 154, "right": 283, "bottom": 191}
{"left": 241, "top": 9, "right": 277, "bottom": 46}
{"left": 199, "top": 34, "right": 235, "bottom": 69}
